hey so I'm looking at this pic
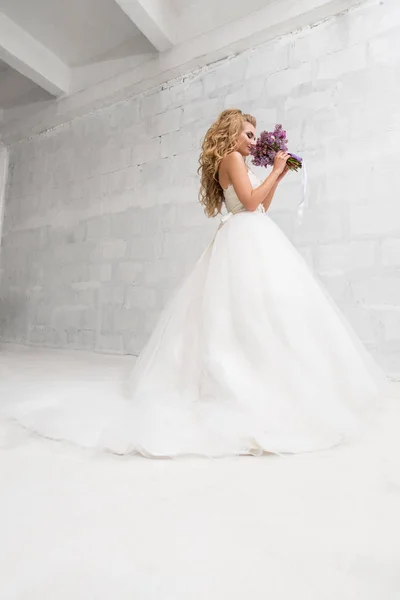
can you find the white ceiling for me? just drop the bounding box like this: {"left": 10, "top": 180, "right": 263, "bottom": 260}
{"left": 0, "top": 0, "right": 366, "bottom": 144}
{"left": 0, "top": 59, "right": 52, "bottom": 110}
{"left": 0, "top": 0, "right": 143, "bottom": 66}
{"left": 169, "top": 0, "right": 278, "bottom": 44}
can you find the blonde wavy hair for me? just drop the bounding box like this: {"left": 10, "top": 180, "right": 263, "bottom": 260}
{"left": 197, "top": 108, "right": 257, "bottom": 218}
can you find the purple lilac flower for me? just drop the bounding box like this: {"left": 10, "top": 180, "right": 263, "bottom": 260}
{"left": 250, "top": 124, "right": 302, "bottom": 171}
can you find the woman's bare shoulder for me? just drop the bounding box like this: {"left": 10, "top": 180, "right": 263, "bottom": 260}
{"left": 221, "top": 151, "right": 243, "bottom": 167}
{"left": 221, "top": 152, "right": 248, "bottom": 177}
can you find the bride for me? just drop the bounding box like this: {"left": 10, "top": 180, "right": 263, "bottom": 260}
{"left": 3, "top": 108, "right": 391, "bottom": 458}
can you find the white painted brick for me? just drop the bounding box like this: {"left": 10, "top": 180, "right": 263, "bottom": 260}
{"left": 224, "top": 77, "right": 265, "bottom": 109}
{"left": 29, "top": 325, "right": 47, "bottom": 345}
{"left": 381, "top": 238, "right": 400, "bottom": 266}
{"left": 317, "top": 274, "right": 354, "bottom": 305}
{"left": 86, "top": 215, "right": 110, "bottom": 239}
{"left": 252, "top": 109, "right": 278, "bottom": 130}
{"left": 158, "top": 180, "right": 198, "bottom": 209}
{"left": 175, "top": 204, "right": 204, "bottom": 228}
{"left": 320, "top": 164, "right": 374, "bottom": 206}
{"left": 70, "top": 280, "right": 99, "bottom": 293}
{"left": 182, "top": 98, "right": 223, "bottom": 127}
{"left": 73, "top": 287, "right": 97, "bottom": 307}
{"left": 293, "top": 206, "right": 343, "bottom": 245}
{"left": 108, "top": 166, "right": 139, "bottom": 195}
{"left": 33, "top": 302, "right": 52, "bottom": 326}
{"left": 349, "top": 203, "right": 400, "bottom": 237}
{"left": 147, "top": 108, "right": 182, "bottom": 138}
{"left": 52, "top": 307, "right": 84, "bottom": 332}
{"left": 100, "top": 239, "right": 127, "bottom": 260}
{"left": 67, "top": 330, "right": 95, "bottom": 349}
{"left": 317, "top": 241, "right": 376, "bottom": 275}
{"left": 114, "top": 261, "right": 144, "bottom": 284}
{"left": 130, "top": 235, "right": 163, "bottom": 261}
{"left": 340, "top": 305, "right": 384, "bottom": 344}
{"left": 347, "top": 0, "right": 400, "bottom": 46}
{"left": 89, "top": 263, "right": 112, "bottom": 282}
{"left": 167, "top": 150, "right": 199, "bottom": 179}
{"left": 102, "top": 190, "right": 136, "bottom": 215}
{"left": 81, "top": 308, "right": 97, "bottom": 330}
{"left": 142, "top": 205, "right": 177, "bottom": 234}
{"left": 124, "top": 331, "right": 150, "bottom": 356}
{"left": 126, "top": 286, "right": 156, "bottom": 310}
{"left": 285, "top": 89, "right": 333, "bottom": 113}
{"left": 245, "top": 39, "right": 289, "bottom": 79}
{"left": 144, "top": 259, "right": 174, "bottom": 284}
{"left": 160, "top": 129, "right": 197, "bottom": 158}
{"left": 169, "top": 78, "right": 203, "bottom": 109}
{"left": 266, "top": 63, "right": 312, "bottom": 97}
{"left": 139, "top": 158, "right": 171, "bottom": 188}
{"left": 290, "top": 17, "right": 347, "bottom": 66}
{"left": 108, "top": 98, "right": 141, "bottom": 131}
{"left": 326, "top": 131, "right": 398, "bottom": 170}
{"left": 130, "top": 137, "right": 161, "bottom": 166}
{"left": 44, "top": 327, "right": 61, "bottom": 347}
{"left": 318, "top": 43, "right": 367, "bottom": 80}
{"left": 378, "top": 351, "right": 400, "bottom": 379}
{"left": 110, "top": 210, "right": 143, "bottom": 238}
{"left": 90, "top": 144, "right": 131, "bottom": 178}
{"left": 82, "top": 173, "right": 109, "bottom": 203}
{"left": 161, "top": 230, "right": 200, "bottom": 260}
{"left": 100, "top": 306, "right": 114, "bottom": 333}
{"left": 351, "top": 275, "right": 400, "bottom": 306}
{"left": 96, "top": 333, "right": 123, "bottom": 353}
{"left": 99, "top": 285, "right": 125, "bottom": 305}
{"left": 113, "top": 307, "right": 142, "bottom": 332}
{"left": 380, "top": 309, "right": 400, "bottom": 341}
{"left": 144, "top": 309, "right": 161, "bottom": 334}
{"left": 203, "top": 56, "right": 248, "bottom": 95}
{"left": 369, "top": 29, "right": 400, "bottom": 66}
{"left": 141, "top": 88, "right": 171, "bottom": 118}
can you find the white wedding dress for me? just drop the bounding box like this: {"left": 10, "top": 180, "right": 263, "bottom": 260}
{"left": 1, "top": 169, "right": 391, "bottom": 457}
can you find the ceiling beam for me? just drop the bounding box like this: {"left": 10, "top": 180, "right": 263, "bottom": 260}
{"left": 0, "top": 13, "right": 70, "bottom": 97}
{"left": 0, "top": 0, "right": 369, "bottom": 145}
{"left": 114, "top": 0, "right": 175, "bottom": 52}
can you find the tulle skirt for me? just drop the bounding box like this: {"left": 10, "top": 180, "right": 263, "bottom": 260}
{"left": 0, "top": 210, "right": 391, "bottom": 457}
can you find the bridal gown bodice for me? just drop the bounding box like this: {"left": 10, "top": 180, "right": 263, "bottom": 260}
{"left": 223, "top": 168, "right": 266, "bottom": 215}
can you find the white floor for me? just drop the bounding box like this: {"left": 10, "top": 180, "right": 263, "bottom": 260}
{"left": 1, "top": 344, "right": 400, "bottom": 600}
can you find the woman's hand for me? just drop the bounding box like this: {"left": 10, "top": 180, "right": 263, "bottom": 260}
{"left": 277, "top": 165, "right": 290, "bottom": 182}
{"left": 272, "top": 151, "right": 290, "bottom": 175}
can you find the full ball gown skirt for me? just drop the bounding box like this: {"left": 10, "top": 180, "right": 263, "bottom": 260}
{"left": 1, "top": 170, "right": 391, "bottom": 457}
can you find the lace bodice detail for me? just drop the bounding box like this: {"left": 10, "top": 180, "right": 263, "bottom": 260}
{"left": 223, "top": 169, "right": 265, "bottom": 214}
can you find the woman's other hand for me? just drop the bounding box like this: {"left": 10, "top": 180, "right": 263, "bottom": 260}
{"left": 273, "top": 151, "right": 290, "bottom": 175}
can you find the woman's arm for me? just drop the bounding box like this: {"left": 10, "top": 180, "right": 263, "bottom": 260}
{"left": 223, "top": 151, "right": 289, "bottom": 212}
{"left": 262, "top": 165, "right": 289, "bottom": 212}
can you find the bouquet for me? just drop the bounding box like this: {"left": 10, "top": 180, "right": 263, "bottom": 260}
{"left": 250, "top": 124, "right": 307, "bottom": 224}
{"left": 250, "top": 124, "right": 302, "bottom": 172}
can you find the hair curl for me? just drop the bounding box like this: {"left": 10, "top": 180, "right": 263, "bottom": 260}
{"left": 197, "top": 108, "right": 256, "bottom": 218}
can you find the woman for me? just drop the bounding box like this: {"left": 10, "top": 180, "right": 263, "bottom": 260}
{"left": 3, "top": 109, "right": 390, "bottom": 457}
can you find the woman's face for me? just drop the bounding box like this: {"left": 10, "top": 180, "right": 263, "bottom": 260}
{"left": 235, "top": 121, "right": 257, "bottom": 156}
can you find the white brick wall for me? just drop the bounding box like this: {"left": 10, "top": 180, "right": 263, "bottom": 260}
{"left": 1, "top": 0, "right": 400, "bottom": 376}
{"left": 0, "top": 145, "right": 8, "bottom": 231}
